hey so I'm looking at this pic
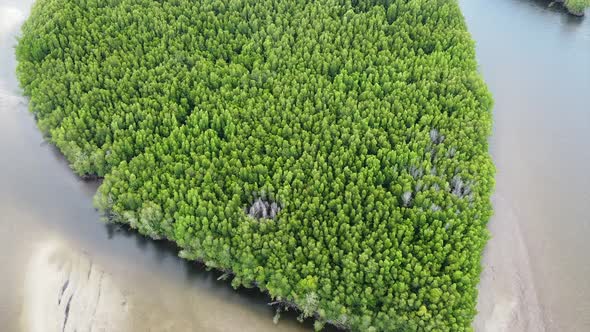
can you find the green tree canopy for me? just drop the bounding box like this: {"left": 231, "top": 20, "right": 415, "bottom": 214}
{"left": 17, "top": 0, "right": 495, "bottom": 330}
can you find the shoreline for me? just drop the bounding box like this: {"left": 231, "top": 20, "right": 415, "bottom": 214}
{"left": 17, "top": 119, "right": 548, "bottom": 331}
{"left": 474, "top": 194, "right": 546, "bottom": 331}
{"left": 22, "top": 196, "right": 549, "bottom": 332}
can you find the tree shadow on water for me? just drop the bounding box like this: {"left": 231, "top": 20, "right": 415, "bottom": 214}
{"left": 103, "top": 221, "right": 340, "bottom": 331}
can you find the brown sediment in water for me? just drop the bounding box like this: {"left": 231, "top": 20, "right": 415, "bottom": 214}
{"left": 474, "top": 194, "right": 546, "bottom": 332}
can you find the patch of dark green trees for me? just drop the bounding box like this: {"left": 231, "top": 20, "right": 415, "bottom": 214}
{"left": 16, "top": 0, "right": 495, "bottom": 330}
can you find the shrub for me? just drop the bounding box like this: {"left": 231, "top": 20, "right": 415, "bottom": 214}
{"left": 565, "top": 0, "right": 590, "bottom": 14}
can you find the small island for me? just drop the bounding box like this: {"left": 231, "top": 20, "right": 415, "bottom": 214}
{"left": 553, "top": 0, "right": 589, "bottom": 16}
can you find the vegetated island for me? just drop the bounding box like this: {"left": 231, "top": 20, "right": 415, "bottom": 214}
{"left": 16, "top": 0, "right": 495, "bottom": 331}
{"left": 553, "top": 0, "right": 589, "bottom": 16}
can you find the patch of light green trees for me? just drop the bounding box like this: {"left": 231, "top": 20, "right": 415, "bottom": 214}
{"left": 16, "top": 0, "right": 495, "bottom": 330}
{"left": 565, "top": 0, "right": 590, "bottom": 15}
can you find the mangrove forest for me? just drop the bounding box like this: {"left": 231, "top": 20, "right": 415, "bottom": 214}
{"left": 16, "top": 0, "right": 495, "bottom": 330}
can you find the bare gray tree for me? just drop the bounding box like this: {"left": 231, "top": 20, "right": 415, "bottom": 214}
{"left": 248, "top": 198, "right": 281, "bottom": 219}
{"left": 402, "top": 191, "right": 413, "bottom": 207}
{"left": 430, "top": 129, "right": 445, "bottom": 145}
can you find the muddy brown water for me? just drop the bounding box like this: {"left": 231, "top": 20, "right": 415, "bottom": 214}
{"left": 0, "top": 0, "right": 588, "bottom": 331}
{"left": 460, "top": 0, "right": 590, "bottom": 331}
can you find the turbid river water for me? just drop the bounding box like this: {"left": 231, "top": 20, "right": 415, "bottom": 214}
{"left": 0, "top": 0, "right": 588, "bottom": 331}
{"left": 459, "top": 0, "right": 590, "bottom": 331}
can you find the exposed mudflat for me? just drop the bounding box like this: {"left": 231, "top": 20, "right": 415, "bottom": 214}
{"left": 474, "top": 195, "right": 545, "bottom": 332}
{"left": 21, "top": 241, "right": 129, "bottom": 332}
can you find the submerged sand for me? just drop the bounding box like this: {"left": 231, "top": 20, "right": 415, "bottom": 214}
{"left": 474, "top": 194, "right": 546, "bottom": 331}
{"left": 21, "top": 241, "right": 129, "bottom": 332}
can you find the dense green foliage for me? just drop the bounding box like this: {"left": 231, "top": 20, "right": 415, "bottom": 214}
{"left": 17, "top": 0, "right": 494, "bottom": 330}
{"left": 565, "top": 0, "right": 590, "bottom": 14}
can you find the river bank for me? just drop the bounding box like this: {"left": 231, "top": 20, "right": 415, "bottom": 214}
{"left": 461, "top": 0, "right": 590, "bottom": 331}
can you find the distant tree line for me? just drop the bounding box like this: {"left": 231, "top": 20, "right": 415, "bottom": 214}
{"left": 17, "top": 0, "right": 495, "bottom": 331}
